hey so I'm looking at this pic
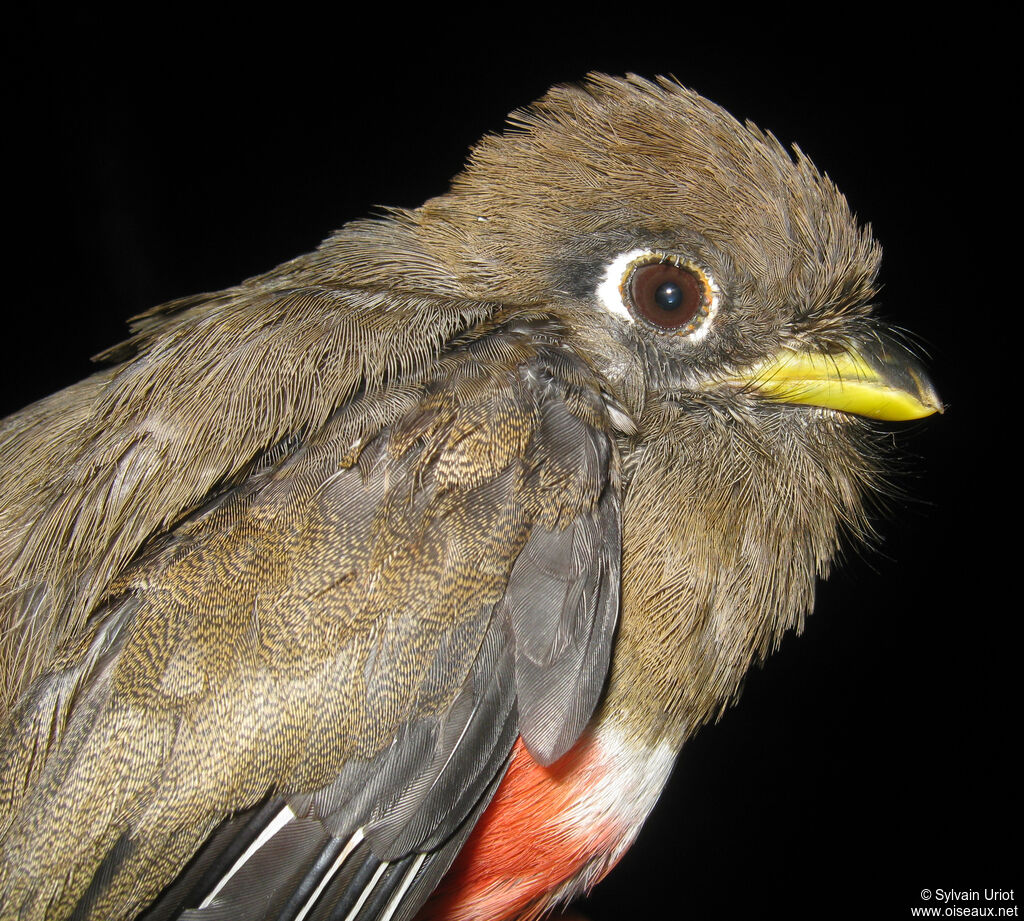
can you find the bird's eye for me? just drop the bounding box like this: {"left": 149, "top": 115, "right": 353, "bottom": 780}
{"left": 595, "top": 249, "right": 719, "bottom": 337}
{"left": 626, "top": 259, "right": 710, "bottom": 333}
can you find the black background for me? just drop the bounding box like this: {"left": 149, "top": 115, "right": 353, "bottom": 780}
{"left": 3, "top": 12, "right": 1012, "bottom": 921}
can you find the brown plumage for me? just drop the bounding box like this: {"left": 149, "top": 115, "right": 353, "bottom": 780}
{"left": 0, "top": 74, "right": 938, "bottom": 921}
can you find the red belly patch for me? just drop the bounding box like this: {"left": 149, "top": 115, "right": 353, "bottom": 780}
{"left": 416, "top": 733, "right": 622, "bottom": 921}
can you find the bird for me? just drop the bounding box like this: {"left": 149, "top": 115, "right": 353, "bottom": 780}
{"left": 0, "top": 73, "right": 940, "bottom": 921}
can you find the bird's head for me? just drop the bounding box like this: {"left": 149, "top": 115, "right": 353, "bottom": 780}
{"left": 318, "top": 73, "right": 938, "bottom": 426}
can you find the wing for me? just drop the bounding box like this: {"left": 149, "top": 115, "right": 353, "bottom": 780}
{"left": 0, "top": 289, "right": 621, "bottom": 921}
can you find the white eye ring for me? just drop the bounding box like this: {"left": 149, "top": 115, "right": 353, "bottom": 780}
{"left": 596, "top": 248, "right": 720, "bottom": 341}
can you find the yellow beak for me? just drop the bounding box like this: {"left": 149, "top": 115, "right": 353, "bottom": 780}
{"left": 727, "top": 335, "right": 942, "bottom": 421}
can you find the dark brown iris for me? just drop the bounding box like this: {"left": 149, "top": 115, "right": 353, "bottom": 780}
{"left": 628, "top": 262, "right": 705, "bottom": 330}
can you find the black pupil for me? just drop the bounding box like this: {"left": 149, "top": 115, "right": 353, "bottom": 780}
{"left": 628, "top": 261, "right": 704, "bottom": 331}
{"left": 654, "top": 282, "right": 682, "bottom": 311}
